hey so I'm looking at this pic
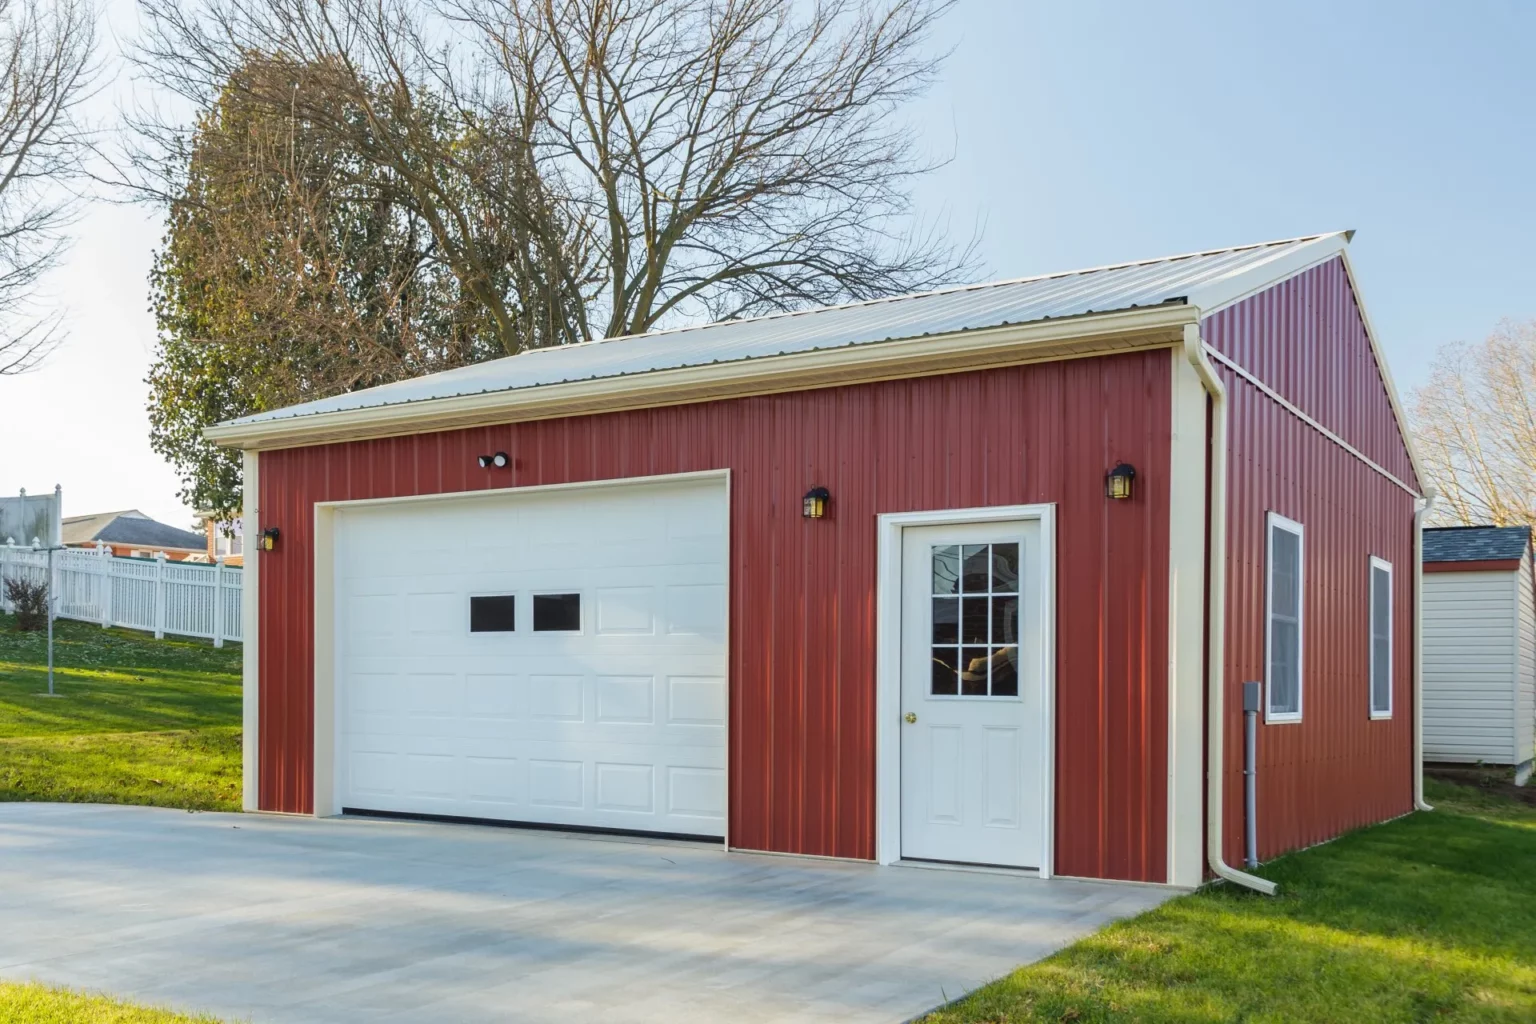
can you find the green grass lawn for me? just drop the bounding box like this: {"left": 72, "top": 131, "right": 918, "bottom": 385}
{"left": 922, "top": 779, "right": 1536, "bottom": 1023}
{"left": 0, "top": 613, "right": 241, "bottom": 810}
{"left": 0, "top": 982, "right": 225, "bottom": 1023}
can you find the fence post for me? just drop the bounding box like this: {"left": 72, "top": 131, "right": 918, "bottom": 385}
{"left": 154, "top": 551, "right": 166, "bottom": 640}
{"left": 213, "top": 557, "right": 225, "bottom": 648}
{"left": 98, "top": 543, "right": 112, "bottom": 628}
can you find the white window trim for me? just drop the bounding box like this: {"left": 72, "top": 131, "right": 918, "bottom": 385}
{"left": 1368, "top": 556, "right": 1393, "bottom": 720}
{"left": 1265, "top": 512, "right": 1305, "bottom": 724}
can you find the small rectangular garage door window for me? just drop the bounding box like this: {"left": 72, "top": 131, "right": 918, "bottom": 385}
{"left": 1369, "top": 557, "right": 1392, "bottom": 719}
{"left": 533, "top": 592, "right": 582, "bottom": 632}
{"left": 469, "top": 595, "right": 517, "bottom": 632}
{"left": 1266, "top": 512, "right": 1304, "bottom": 723}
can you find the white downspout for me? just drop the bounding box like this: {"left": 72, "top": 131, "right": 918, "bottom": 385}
{"left": 1182, "top": 323, "right": 1278, "bottom": 896}
{"left": 1414, "top": 488, "right": 1437, "bottom": 811}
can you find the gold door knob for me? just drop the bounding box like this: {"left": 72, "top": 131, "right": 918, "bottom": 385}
{"left": 904, "top": 712, "right": 917, "bottom": 724}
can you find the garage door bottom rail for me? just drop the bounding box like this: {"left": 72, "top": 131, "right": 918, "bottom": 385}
{"left": 340, "top": 807, "right": 724, "bottom": 845}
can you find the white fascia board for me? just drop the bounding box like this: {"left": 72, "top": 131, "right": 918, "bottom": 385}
{"left": 1182, "top": 231, "right": 1351, "bottom": 316}
{"left": 1188, "top": 231, "right": 1428, "bottom": 497}
{"left": 1334, "top": 247, "right": 1432, "bottom": 495}
{"left": 205, "top": 304, "right": 1195, "bottom": 450}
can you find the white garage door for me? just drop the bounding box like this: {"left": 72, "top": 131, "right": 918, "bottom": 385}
{"left": 333, "top": 476, "right": 728, "bottom": 838}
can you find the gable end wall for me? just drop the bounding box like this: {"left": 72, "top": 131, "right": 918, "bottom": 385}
{"left": 1202, "top": 259, "right": 1418, "bottom": 864}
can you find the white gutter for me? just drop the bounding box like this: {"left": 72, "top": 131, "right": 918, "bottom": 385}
{"left": 1182, "top": 323, "right": 1278, "bottom": 896}
{"left": 1414, "top": 488, "right": 1437, "bottom": 811}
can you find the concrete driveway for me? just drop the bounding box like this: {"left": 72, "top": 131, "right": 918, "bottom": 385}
{"left": 0, "top": 804, "right": 1174, "bottom": 1023}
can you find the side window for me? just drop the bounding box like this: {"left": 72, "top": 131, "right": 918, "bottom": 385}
{"left": 1369, "top": 557, "right": 1392, "bottom": 719}
{"left": 532, "top": 593, "right": 582, "bottom": 633}
{"left": 1266, "top": 513, "right": 1304, "bottom": 722}
{"left": 469, "top": 595, "right": 516, "bottom": 633}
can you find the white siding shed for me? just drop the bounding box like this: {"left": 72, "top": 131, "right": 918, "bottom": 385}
{"left": 1422, "top": 526, "right": 1536, "bottom": 783}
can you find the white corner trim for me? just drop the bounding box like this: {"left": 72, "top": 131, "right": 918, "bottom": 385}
{"left": 874, "top": 503, "right": 1057, "bottom": 877}
{"left": 1166, "top": 350, "right": 1208, "bottom": 887}
{"left": 241, "top": 450, "right": 260, "bottom": 812}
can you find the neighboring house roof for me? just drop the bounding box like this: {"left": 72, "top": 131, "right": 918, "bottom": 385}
{"left": 1422, "top": 526, "right": 1532, "bottom": 564}
{"left": 60, "top": 510, "right": 150, "bottom": 546}
{"left": 208, "top": 231, "right": 1363, "bottom": 449}
{"left": 61, "top": 510, "right": 206, "bottom": 551}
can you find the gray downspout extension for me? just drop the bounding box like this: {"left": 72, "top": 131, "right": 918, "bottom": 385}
{"left": 1243, "top": 681, "right": 1261, "bottom": 868}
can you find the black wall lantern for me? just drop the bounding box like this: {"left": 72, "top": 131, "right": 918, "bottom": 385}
{"left": 478, "top": 451, "right": 510, "bottom": 469}
{"left": 260, "top": 526, "right": 281, "bottom": 552}
{"left": 802, "top": 486, "right": 831, "bottom": 519}
{"left": 1105, "top": 462, "right": 1136, "bottom": 500}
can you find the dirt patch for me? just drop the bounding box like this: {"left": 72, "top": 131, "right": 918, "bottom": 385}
{"left": 1426, "top": 763, "right": 1536, "bottom": 807}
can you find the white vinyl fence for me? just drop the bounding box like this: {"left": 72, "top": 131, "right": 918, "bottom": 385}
{"left": 0, "top": 544, "right": 242, "bottom": 646}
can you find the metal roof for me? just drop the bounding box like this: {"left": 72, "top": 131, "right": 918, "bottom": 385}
{"left": 1422, "top": 525, "right": 1532, "bottom": 564}
{"left": 224, "top": 231, "right": 1350, "bottom": 429}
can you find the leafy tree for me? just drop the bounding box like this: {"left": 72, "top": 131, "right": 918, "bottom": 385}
{"left": 146, "top": 58, "right": 511, "bottom": 516}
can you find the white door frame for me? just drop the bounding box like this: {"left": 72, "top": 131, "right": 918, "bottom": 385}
{"left": 311, "top": 468, "right": 732, "bottom": 850}
{"left": 875, "top": 503, "right": 1057, "bottom": 875}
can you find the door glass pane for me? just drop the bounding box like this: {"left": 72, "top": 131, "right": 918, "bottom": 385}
{"left": 960, "top": 646, "right": 989, "bottom": 695}
{"left": 932, "top": 545, "right": 959, "bottom": 595}
{"left": 961, "top": 597, "right": 989, "bottom": 644}
{"left": 931, "top": 647, "right": 959, "bottom": 695}
{"left": 932, "top": 597, "right": 959, "bottom": 644}
{"left": 991, "top": 647, "right": 1019, "bottom": 696}
{"left": 991, "top": 595, "right": 1018, "bottom": 644}
{"left": 928, "top": 539, "right": 1027, "bottom": 699}
{"left": 991, "top": 543, "right": 1019, "bottom": 592}
{"left": 960, "top": 545, "right": 990, "bottom": 592}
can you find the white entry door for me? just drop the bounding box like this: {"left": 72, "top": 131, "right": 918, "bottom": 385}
{"left": 332, "top": 476, "right": 728, "bottom": 838}
{"left": 899, "top": 521, "right": 1047, "bottom": 868}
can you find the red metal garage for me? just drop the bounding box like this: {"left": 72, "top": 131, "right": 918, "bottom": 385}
{"left": 208, "top": 231, "right": 1425, "bottom": 888}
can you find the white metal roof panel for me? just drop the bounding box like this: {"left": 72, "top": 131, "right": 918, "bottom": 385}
{"left": 225, "top": 232, "right": 1349, "bottom": 427}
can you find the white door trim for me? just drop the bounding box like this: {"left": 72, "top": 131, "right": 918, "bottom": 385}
{"left": 875, "top": 503, "right": 1057, "bottom": 876}
{"left": 311, "top": 468, "right": 731, "bottom": 850}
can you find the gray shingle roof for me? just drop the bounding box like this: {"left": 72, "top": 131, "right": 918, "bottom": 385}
{"left": 1422, "top": 526, "right": 1531, "bottom": 564}
{"left": 61, "top": 510, "right": 205, "bottom": 552}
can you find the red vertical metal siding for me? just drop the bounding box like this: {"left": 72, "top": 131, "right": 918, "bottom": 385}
{"left": 1204, "top": 262, "right": 1418, "bottom": 865}
{"left": 1205, "top": 257, "right": 1419, "bottom": 490}
{"left": 257, "top": 351, "right": 1172, "bottom": 880}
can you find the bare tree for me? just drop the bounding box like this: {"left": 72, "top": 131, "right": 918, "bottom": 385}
{"left": 0, "top": 0, "right": 98, "bottom": 374}
{"left": 129, "top": 0, "right": 971, "bottom": 353}
{"left": 1411, "top": 319, "right": 1536, "bottom": 526}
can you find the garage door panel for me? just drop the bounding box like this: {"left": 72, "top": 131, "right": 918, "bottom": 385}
{"left": 335, "top": 477, "right": 728, "bottom": 837}
{"left": 595, "top": 675, "right": 655, "bottom": 723}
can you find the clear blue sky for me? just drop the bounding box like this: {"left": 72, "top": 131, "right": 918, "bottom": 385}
{"left": 1, "top": 0, "right": 1531, "bottom": 525}
{"left": 909, "top": 0, "right": 1534, "bottom": 388}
